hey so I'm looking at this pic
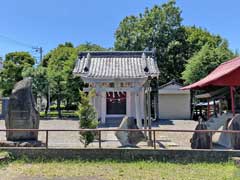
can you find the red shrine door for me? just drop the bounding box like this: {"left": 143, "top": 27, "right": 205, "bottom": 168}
{"left": 106, "top": 92, "right": 126, "bottom": 115}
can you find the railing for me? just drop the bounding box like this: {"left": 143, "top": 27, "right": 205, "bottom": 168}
{"left": 0, "top": 129, "right": 240, "bottom": 149}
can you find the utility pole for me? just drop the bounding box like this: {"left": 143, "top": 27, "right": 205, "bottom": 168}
{"left": 39, "top": 47, "right": 43, "bottom": 62}
{"left": 32, "top": 47, "right": 43, "bottom": 65}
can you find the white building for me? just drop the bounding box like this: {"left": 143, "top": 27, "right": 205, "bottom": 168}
{"left": 158, "top": 80, "right": 191, "bottom": 120}
{"left": 73, "top": 51, "right": 159, "bottom": 127}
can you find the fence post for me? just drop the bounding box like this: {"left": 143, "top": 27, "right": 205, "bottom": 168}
{"left": 98, "top": 130, "right": 101, "bottom": 149}
{"left": 209, "top": 131, "right": 213, "bottom": 149}
{"left": 153, "top": 130, "right": 156, "bottom": 149}
{"left": 46, "top": 130, "right": 48, "bottom": 149}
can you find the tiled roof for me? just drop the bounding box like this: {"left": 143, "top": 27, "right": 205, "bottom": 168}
{"left": 73, "top": 51, "right": 159, "bottom": 80}
{"left": 159, "top": 79, "right": 183, "bottom": 89}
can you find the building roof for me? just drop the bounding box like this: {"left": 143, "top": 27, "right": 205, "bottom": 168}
{"left": 195, "top": 87, "right": 228, "bottom": 99}
{"left": 158, "top": 79, "right": 183, "bottom": 89}
{"left": 73, "top": 51, "right": 159, "bottom": 81}
{"left": 158, "top": 79, "right": 190, "bottom": 94}
{"left": 181, "top": 56, "right": 240, "bottom": 90}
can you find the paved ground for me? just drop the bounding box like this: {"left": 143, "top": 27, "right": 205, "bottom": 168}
{"left": 155, "top": 119, "right": 198, "bottom": 149}
{"left": 0, "top": 119, "right": 198, "bottom": 149}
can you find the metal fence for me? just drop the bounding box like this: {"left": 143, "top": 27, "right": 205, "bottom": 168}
{"left": 0, "top": 128, "right": 240, "bottom": 149}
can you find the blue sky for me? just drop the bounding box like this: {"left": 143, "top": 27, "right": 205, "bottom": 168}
{"left": 0, "top": 0, "right": 240, "bottom": 59}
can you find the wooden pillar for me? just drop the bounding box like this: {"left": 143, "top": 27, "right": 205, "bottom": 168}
{"left": 147, "top": 87, "right": 153, "bottom": 146}
{"left": 144, "top": 91, "right": 147, "bottom": 136}
{"left": 135, "top": 92, "right": 142, "bottom": 128}
{"left": 230, "top": 86, "right": 235, "bottom": 116}
{"left": 126, "top": 91, "right": 131, "bottom": 117}
{"left": 219, "top": 99, "right": 222, "bottom": 115}
{"left": 101, "top": 92, "right": 106, "bottom": 123}
{"left": 207, "top": 99, "right": 210, "bottom": 120}
{"left": 153, "top": 94, "right": 157, "bottom": 120}
{"left": 213, "top": 99, "right": 217, "bottom": 117}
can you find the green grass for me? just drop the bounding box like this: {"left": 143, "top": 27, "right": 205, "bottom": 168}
{"left": 39, "top": 110, "right": 78, "bottom": 118}
{"left": 0, "top": 158, "right": 239, "bottom": 180}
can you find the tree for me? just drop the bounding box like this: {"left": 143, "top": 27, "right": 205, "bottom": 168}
{"left": 77, "top": 90, "right": 98, "bottom": 147}
{"left": 76, "top": 42, "right": 106, "bottom": 52}
{"left": 182, "top": 44, "right": 234, "bottom": 84}
{"left": 64, "top": 42, "right": 106, "bottom": 109}
{"left": 0, "top": 52, "right": 35, "bottom": 96}
{"left": 42, "top": 42, "right": 106, "bottom": 117}
{"left": 65, "top": 42, "right": 106, "bottom": 109}
{"left": 22, "top": 66, "right": 50, "bottom": 115}
{"left": 46, "top": 42, "right": 77, "bottom": 118}
{"left": 115, "top": 0, "right": 190, "bottom": 84}
{"left": 184, "top": 26, "right": 228, "bottom": 57}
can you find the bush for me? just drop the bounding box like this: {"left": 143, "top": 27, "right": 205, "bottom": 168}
{"left": 64, "top": 104, "right": 78, "bottom": 111}
{"left": 39, "top": 111, "right": 78, "bottom": 118}
{"left": 49, "top": 105, "right": 65, "bottom": 111}
{"left": 77, "top": 90, "right": 98, "bottom": 147}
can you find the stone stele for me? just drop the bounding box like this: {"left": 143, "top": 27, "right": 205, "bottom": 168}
{"left": 5, "top": 77, "right": 40, "bottom": 141}
{"left": 228, "top": 114, "right": 240, "bottom": 149}
{"left": 190, "top": 122, "right": 211, "bottom": 149}
{"left": 115, "top": 116, "right": 145, "bottom": 147}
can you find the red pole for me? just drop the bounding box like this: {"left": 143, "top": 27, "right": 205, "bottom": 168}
{"left": 230, "top": 86, "right": 235, "bottom": 116}
{"left": 207, "top": 99, "right": 210, "bottom": 120}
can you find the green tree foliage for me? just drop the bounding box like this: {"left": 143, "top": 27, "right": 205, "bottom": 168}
{"left": 182, "top": 44, "right": 234, "bottom": 84}
{"left": 46, "top": 42, "right": 77, "bottom": 118}
{"left": 115, "top": 0, "right": 189, "bottom": 84}
{"left": 114, "top": 1, "right": 234, "bottom": 85}
{"left": 185, "top": 26, "right": 228, "bottom": 57}
{"left": 0, "top": 52, "right": 35, "bottom": 96}
{"left": 76, "top": 42, "right": 106, "bottom": 52}
{"left": 41, "top": 42, "right": 106, "bottom": 117}
{"left": 77, "top": 90, "right": 98, "bottom": 147}
{"left": 22, "top": 66, "right": 50, "bottom": 115}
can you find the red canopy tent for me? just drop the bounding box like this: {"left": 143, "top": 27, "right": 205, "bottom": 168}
{"left": 181, "top": 56, "right": 240, "bottom": 117}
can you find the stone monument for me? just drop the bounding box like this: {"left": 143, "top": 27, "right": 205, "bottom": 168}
{"left": 228, "top": 114, "right": 240, "bottom": 149}
{"left": 115, "top": 116, "right": 145, "bottom": 147}
{"left": 5, "top": 77, "right": 40, "bottom": 141}
{"left": 190, "top": 119, "right": 211, "bottom": 149}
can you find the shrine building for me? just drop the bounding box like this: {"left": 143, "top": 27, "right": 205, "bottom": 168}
{"left": 73, "top": 51, "right": 159, "bottom": 128}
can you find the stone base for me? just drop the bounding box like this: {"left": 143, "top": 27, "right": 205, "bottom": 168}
{"left": 118, "top": 145, "right": 139, "bottom": 148}
{"left": 232, "top": 157, "right": 240, "bottom": 167}
{"left": 6, "top": 131, "right": 38, "bottom": 141}
{"left": 0, "top": 140, "right": 45, "bottom": 147}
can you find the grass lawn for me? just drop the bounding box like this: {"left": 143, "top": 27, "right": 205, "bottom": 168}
{"left": 0, "top": 159, "right": 239, "bottom": 180}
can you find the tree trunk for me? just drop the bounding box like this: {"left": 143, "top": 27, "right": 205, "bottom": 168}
{"left": 44, "top": 95, "right": 49, "bottom": 117}
{"left": 57, "top": 81, "right": 62, "bottom": 119}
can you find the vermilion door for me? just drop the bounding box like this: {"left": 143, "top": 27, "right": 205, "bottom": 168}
{"left": 106, "top": 92, "right": 126, "bottom": 115}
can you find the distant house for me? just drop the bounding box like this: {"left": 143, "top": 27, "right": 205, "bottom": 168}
{"left": 158, "top": 80, "right": 191, "bottom": 120}
{"left": 73, "top": 51, "right": 159, "bottom": 127}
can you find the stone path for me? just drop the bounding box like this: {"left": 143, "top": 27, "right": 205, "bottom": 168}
{"left": 0, "top": 119, "right": 198, "bottom": 149}
{"left": 155, "top": 119, "right": 198, "bottom": 149}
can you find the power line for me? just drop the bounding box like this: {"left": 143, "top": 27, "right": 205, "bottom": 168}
{"left": 0, "top": 34, "right": 43, "bottom": 64}
{"left": 0, "top": 34, "right": 35, "bottom": 48}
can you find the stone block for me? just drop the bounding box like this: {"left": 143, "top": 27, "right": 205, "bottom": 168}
{"left": 5, "top": 78, "right": 40, "bottom": 141}
{"left": 228, "top": 114, "right": 240, "bottom": 149}
{"left": 115, "top": 116, "right": 145, "bottom": 147}
{"left": 190, "top": 123, "right": 211, "bottom": 149}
